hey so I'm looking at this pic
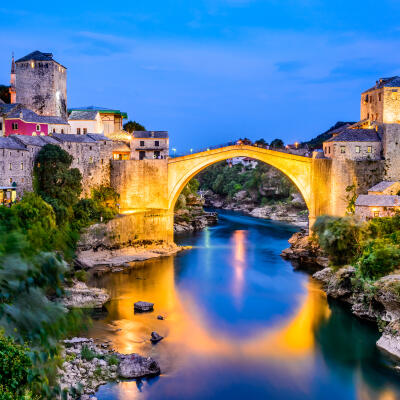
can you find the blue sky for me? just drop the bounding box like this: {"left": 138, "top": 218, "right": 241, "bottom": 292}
{"left": 1, "top": 0, "right": 400, "bottom": 152}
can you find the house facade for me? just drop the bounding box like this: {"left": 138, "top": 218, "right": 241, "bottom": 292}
{"left": 130, "top": 131, "right": 169, "bottom": 160}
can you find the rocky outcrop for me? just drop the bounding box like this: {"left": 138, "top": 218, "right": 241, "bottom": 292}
{"left": 62, "top": 281, "right": 110, "bottom": 309}
{"left": 281, "top": 229, "right": 329, "bottom": 268}
{"left": 174, "top": 209, "right": 218, "bottom": 233}
{"left": 313, "top": 266, "right": 400, "bottom": 362}
{"left": 59, "top": 337, "right": 160, "bottom": 398}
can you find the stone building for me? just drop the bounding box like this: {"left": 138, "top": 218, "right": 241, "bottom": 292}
{"left": 367, "top": 181, "right": 400, "bottom": 195}
{"left": 0, "top": 133, "right": 114, "bottom": 197}
{"left": 355, "top": 194, "right": 400, "bottom": 220}
{"left": 323, "top": 128, "right": 382, "bottom": 161}
{"left": 131, "top": 131, "right": 169, "bottom": 160}
{"left": 68, "top": 107, "right": 127, "bottom": 135}
{"left": 360, "top": 77, "right": 400, "bottom": 124}
{"left": 9, "top": 54, "right": 16, "bottom": 104}
{"left": 15, "top": 51, "right": 67, "bottom": 120}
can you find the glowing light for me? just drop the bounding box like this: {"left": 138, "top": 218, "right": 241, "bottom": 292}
{"left": 30, "top": 61, "right": 34, "bottom": 69}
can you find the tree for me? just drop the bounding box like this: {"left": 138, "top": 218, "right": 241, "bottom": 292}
{"left": 0, "top": 85, "right": 10, "bottom": 103}
{"left": 255, "top": 139, "right": 268, "bottom": 148}
{"left": 270, "top": 138, "right": 284, "bottom": 148}
{"left": 33, "top": 144, "right": 82, "bottom": 224}
{"left": 123, "top": 120, "right": 146, "bottom": 133}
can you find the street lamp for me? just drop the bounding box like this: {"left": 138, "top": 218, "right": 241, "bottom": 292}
{"left": 172, "top": 148, "right": 176, "bottom": 156}
{"left": 190, "top": 148, "right": 193, "bottom": 154}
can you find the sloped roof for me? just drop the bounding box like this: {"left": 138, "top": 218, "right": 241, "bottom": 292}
{"left": 87, "top": 134, "right": 112, "bottom": 142}
{"left": 0, "top": 98, "right": 4, "bottom": 104}
{"left": 68, "top": 110, "right": 99, "bottom": 121}
{"left": 15, "top": 51, "right": 54, "bottom": 63}
{"left": 6, "top": 107, "right": 68, "bottom": 124}
{"left": 325, "top": 129, "right": 381, "bottom": 143}
{"left": 68, "top": 106, "right": 128, "bottom": 119}
{"left": 368, "top": 181, "right": 399, "bottom": 193}
{"left": 0, "top": 137, "right": 27, "bottom": 150}
{"left": 52, "top": 133, "right": 97, "bottom": 143}
{"left": 355, "top": 195, "right": 400, "bottom": 207}
{"left": 0, "top": 103, "right": 20, "bottom": 115}
{"left": 132, "top": 131, "right": 168, "bottom": 139}
{"left": 362, "top": 76, "right": 400, "bottom": 93}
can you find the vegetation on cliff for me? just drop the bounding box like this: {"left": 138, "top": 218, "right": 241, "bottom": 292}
{"left": 313, "top": 214, "right": 400, "bottom": 280}
{"left": 123, "top": 120, "right": 146, "bottom": 132}
{"left": 0, "top": 144, "right": 120, "bottom": 398}
{"left": 197, "top": 161, "right": 299, "bottom": 206}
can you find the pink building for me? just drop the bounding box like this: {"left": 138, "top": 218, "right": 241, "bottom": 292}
{"left": 4, "top": 107, "right": 68, "bottom": 137}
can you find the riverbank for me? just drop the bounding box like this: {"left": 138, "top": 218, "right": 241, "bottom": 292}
{"left": 174, "top": 209, "right": 218, "bottom": 233}
{"left": 282, "top": 230, "right": 400, "bottom": 367}
{"left": 203, "top": 190, "right": 308, "bottom": 227}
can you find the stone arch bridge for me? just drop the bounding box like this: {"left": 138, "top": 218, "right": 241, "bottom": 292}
{"left": 109, "top": 144, "right": 346, "bottom": 244}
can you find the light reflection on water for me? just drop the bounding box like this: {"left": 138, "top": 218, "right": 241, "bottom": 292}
{"left": 89, "top": 212, "right": 400, "bottom": 400}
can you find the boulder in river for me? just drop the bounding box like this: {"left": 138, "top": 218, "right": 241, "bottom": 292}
{"left": 118, "top": 353, "right": 161, "bottom": 378}
{"left": 134, "top": 301, "right": 154, "bottom": 312}
{"left": 157, "top": 315, "right": 164, "bottom": 320}
{"left": 150, "top": 331, "right": 164, "bottom": 343}
{"left": 62, "top": 281, "right": 110, "bottom": 309}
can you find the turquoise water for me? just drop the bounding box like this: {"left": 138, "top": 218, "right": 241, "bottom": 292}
{"left": 89, "top": 211, "right": 400, "bottom": 400}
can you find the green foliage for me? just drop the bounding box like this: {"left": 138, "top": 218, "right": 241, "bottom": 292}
{"left": 0, "top": 333, "right": 31, "bottom": 398}
{"left": 106, "top": 355, "right": 120, "bottom": 366}
{"left": 34, "top": 144, "right": 82, "bottom": 224}
{"left": 81, "top": 345, "right": 99, "bottom": 362}
{"left": 123, "top": 120, "right": 145, "bottom": 133}
{"left": 270, "top": 138, "right": 284, "bottom": 148}
{"left": 357, "top": 239, "right": 400, "bottom": 280}
{"left": 254, "top": 138, "right": 268, "bottom": 147}
{"left": 198, "top": 161, "right": 296, "bottom": 204}
{"left": 345, "top": 184, "right": 357, "bottom": 215}
{"left": 313, "top": 216, "right": 362, "bottom": 266}
{"left": 175, "top": 179, "right": 201, "bottom": 210}
{"left": 74, "top": 270, "right": 87, "bottom": 282}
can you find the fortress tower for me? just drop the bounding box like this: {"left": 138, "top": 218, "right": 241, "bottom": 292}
{"left": 15, "top": 51, "right": 67, "bottom": 120}
{"left": 9, "top": 54, "right": 16, "bottom": 104}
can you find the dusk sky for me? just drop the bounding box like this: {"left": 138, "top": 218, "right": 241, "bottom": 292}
{"left": 1, "top": 0, "right": 400, "bottom": 152}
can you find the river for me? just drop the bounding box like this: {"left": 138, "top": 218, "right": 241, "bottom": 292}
{"left": 88, "top": 211, "right": 400, "bottom": 400}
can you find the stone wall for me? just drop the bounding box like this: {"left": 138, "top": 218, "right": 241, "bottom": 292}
{"left": 79, "top": 209, "right": 174, "bottom": 248}
{"left": 0, "top": 147, "right": 32, "bottom": 193}
{"left": 382, "top": 124, "right": 400, "bottom": 180}
{"left": 16, "top": 60, "right": 67, "bottom": 120}
{"left": 323, "top": 141, "right": 381, "bottom": 161}
{"left": 111, "top": 159, "right": 169, "bottom": 210}
{"left": 329, "top": 159, "right": 386, "bottom": 216}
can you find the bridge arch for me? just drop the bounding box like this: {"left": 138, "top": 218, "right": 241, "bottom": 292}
{"left": 167, "top": 145, "right": 323, "bottom": 225}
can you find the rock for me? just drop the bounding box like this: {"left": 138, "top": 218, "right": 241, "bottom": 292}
{"left": 62, "top": 281, "right": 110, "bottom": 309}
{"left": 377, "top": 321, "right": 400, "bottom": 359}
{"left": 150, "top": 331, "right": 164, "bottom": 343}
{"left": 157, "top": 315, "right": 164, "bottom": 320}
{"left": 64, "top": 337, "right": 93, "bottom": 346}
{"left": 118, "top": 354, "right": 161, "bottom": 378}
{"left": 134, "top": 301, "right": 154, "bottom": 312}
{"left": 313, "top": 268, "right": 334, "bottom": 284}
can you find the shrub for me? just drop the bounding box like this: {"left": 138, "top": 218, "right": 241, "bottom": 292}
{"left": 357, "top": 239, "right": 400, "bottom": 279}
{"left": 106, "top": 355, "right": 120, "bottom": 366}
{"left": 0, "top": 334, "right": 31, "bottom": 397}
{"left": 313, "top": 215, "right": 362, "bottom": 266}
{"left": 81, "top": 346, "right": 99, "bottom": 362}
{"left": 74, "top": 270, "right": 88, "bottom": 283}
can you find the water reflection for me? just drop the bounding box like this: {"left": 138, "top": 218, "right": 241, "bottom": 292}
{"left": 90, "top": 212, "right": 400, "bottom": 400}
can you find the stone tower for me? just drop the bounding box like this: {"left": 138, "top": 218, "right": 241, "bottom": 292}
{"left": 15, "top": 51, "right": 67, "bottom": 120}
{"left": 9, "top": 53, "right": 16, "bottom": 104}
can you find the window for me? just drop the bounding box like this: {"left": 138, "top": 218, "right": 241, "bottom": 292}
{"left": 367, "top": 113, "right": 369, "bottom": 119}
{"left": 89, "top": 146, "right": 92, "bottom": 150}
{"left": 83, "top": 128, "right": 87, "bottom": 134}
{"left": 0, "top": 122, "right": 2, "bottom": 131}
{"left": 355, "top": 146, "right": 360, "bottom": 153}
{"left": 20, "top": 162, "right": 23, "bottom": 170}
{"left": 376, "top": 113, "right": 379, "bottom": 120}
{"left": 340, "top": 146, "right": 346, "bottom": 153}
{"left": 140, "top": 141, "right": 145, "bottom": 147}
{"left": 9, "top": 163, "right": 12, "bottom": 170}
{"left": 89, "top": 157, "right": 93, "bottom": 163}
{"left": 12, "top": 123, "right": 18, "bottom": 130}
{"left": 101, "top": 159, "right": 104, "bottom": 165}
{"left": 328, "top": 146, "right": 331, "bottom": 154}
{"left": 154, "top": 150, "right": 160, "bottom": 159}
{"left": 9, "top": 178, "right": 12, "bottom": 184}
{"left": 367, "top": 146, "right": 372, "bottom": 153}
{"left": 61, "top": 129, "right": 64, "bottom": 134}
{"left": 139, "top": 151, "right": 146, "bottom": 160}
{"left": 379, "top": 93, "right": 382, "bottom": 101}
{"left": 77, "top": 128, "right": 81, "bottom": 135}
{"left": 155, "top": 141, "right": 159, "bottom": 147}
{"left": 53, "top": 128, "right": 56, "bottom": 133}
{"left": 374, "top": 211, "right": 380, "bottom": 218}
{"left": 32, "top": 132, "right": 37, "bottom": 136}
{"left": 36, "top": 124, "right": 40, "bottom": 132}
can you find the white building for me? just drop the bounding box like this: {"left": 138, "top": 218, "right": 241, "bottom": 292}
{"left": 68, "top": 110, "right": 103, "bottom": 134}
